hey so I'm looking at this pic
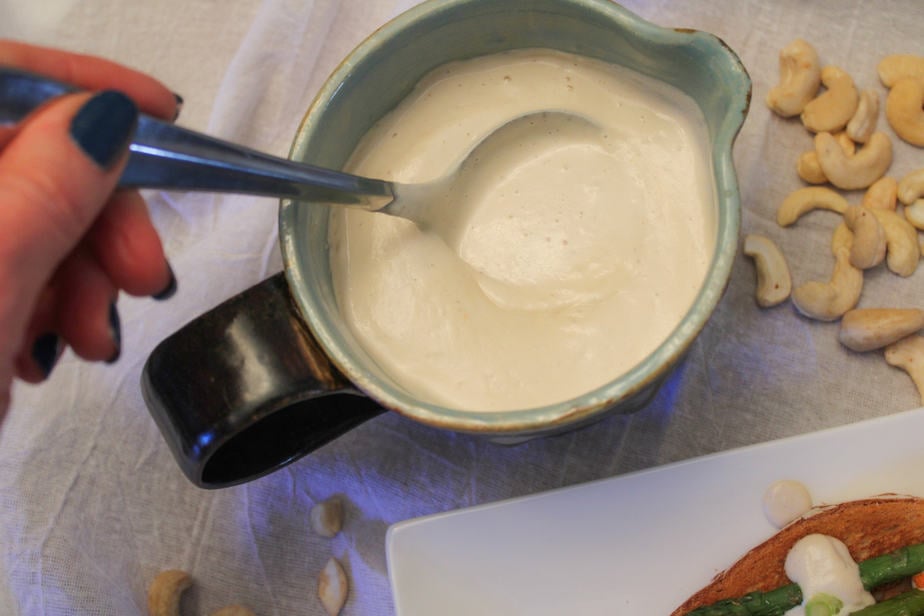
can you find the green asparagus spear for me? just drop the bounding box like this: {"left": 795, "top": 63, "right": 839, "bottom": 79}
{"left": 860, "top": 546, "right": 924, "bottom": 590}
{"left": 852, "top": 589, "right": 924, "bottom": 615}
{"left": 686, "top": 543, "right": 924, "bottom": 616}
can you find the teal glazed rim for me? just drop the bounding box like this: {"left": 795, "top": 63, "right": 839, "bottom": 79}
{"left": 281, "top": 0, "right": 751, "bottom": 435}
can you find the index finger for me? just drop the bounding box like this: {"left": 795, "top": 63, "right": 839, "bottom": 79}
{"left": 0, "top": 39, "right": 179, "bottom": 120}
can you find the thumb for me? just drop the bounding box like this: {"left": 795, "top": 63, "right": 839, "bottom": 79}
{"left": 0, "top": 90, "right": 137, "bottom": 333}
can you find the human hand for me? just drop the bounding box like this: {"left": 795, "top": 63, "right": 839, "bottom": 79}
{"left": 0, "top": 41, "right": 182, "bottom": 421}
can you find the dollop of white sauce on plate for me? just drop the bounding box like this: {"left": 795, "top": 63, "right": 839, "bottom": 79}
{"left": 784, "top": 534, "right": 875, "bottom": 616}
{"left": 763, "top": 480, "right": 813, "bottom": 528}
{"left": 330, "top": 49, "right": 717, "bottom": 411}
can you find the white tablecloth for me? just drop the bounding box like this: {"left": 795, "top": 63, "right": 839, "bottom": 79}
{"left": 3, "top": 1, "right": 924, "bottom": 614}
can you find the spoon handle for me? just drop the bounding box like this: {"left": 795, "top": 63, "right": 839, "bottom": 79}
{"left": 0, "top": 67, "right": 394, "bottom": 207}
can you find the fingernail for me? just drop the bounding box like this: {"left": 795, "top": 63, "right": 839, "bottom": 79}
{"left": 31, "top": 333, "right": 60, "bottom": 379}
{"left": 70, "top": 91, "right": 138, "bottom": 169}
{"left": 152, "top": 262, "right": 177, "bottom": 301}
{"left": 106, "top": 302, "right": 121, "bottom": 364}
{"left": 172, "top": 93, "right": 184, "bottom": 122}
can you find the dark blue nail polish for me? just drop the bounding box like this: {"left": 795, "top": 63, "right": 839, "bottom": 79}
{"left": 172, "top": 93, "right": 184, "bottom": 122}
{"left": 152, "top": 262, "right": 177, "bottom": 301}
{"left": 106, "top": 302, "right": 121, "bottom": 364}
{"left": 31, "top": 333, "right": 60, "bottom": 378}
{"left": 70, "top": 91, "right": 138, "bottom": 169}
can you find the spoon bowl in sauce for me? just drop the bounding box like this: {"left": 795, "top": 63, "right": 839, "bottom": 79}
{"left": 384, "top": 110, "right": 617, "bottom": 310}
{"left": 384, "top": 110, "right": 605, "bottom": 229}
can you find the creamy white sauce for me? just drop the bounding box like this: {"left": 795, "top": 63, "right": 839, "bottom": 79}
{"left": 763, "top": 480, "right": 813, "bottom": 529}
{"left": 784, "top": 534, "right": 875, "bottom": 616}
{"left": 330, "top": 49, "right": 716, "bottom": 411}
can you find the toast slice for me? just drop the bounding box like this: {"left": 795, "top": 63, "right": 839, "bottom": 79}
{"left": 671, "top": 496, "right": 924, "bottom": 616}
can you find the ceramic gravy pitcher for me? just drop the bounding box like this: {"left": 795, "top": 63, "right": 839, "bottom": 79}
{"left": 142, "top": 0, "right": 751, "bottom": 488}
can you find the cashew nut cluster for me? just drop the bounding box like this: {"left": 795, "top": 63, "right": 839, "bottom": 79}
{"left": 142, "top": 499, "right": 352, "bottom": 616}
{"left": 757, "top": 43, "right": 924, "bottom": 404}
{"left": 765, "top": 43, "right": 897, "bottom": 190}
{"left": 309, "top": 497, "right": 350, "bottom": 614}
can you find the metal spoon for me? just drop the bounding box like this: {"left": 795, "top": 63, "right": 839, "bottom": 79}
{"left": 0, "top": 67, "right": 601, "bottom": 229}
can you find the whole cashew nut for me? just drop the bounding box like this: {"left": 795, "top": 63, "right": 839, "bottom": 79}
{"left": 862, "top": 176, "right": 898, "bottom": 211}
{"left": 878, "top": 54, "right": 924, "bottom": 88}
{"left": 310, "top": 497, "right": 344, "bottom": 538}
{"left": 870, "top": 208, "right": 920, "bottom": 277}
{"left": 318, "top": 557, "right": 349, "bottom": 616}
{"left": 885, "top": 77, "right": 924, "bottom": 147}
{"left": 843, "top": 205, "right": 886, "bottom": 270}
{"left": 846, "top": 89, "right": 879, "bottom": 144}
{"left": 147, "top": 570, "right": 192, "bottom": 616}
{"left": 840, "top": 308, "right": 924, "bottom": 352}
{"left": 766, "top": 39, "right": 822, "bottom": 117}
{"left": 801, "top": 66, "right": 859, "bottom": 133}
{"left": 815, "top": 131, "right": 892, "bottom": 190}
{"left": 777, "top": 186, "right": 848, "bottom": 227}
{"left": 743, "top": 234, "right": 792, "bottom": 307}
{"left": 791, "top": 246, "right": 863, "bottom": 321}
{"left": 884, "top": 334, "right": 924, "bottom": 403}
{"left": 797, "top": 133, "right": 855, "bottom": 184}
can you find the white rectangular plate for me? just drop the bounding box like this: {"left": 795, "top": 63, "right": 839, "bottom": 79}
{"left": 386, "top": 407, "right": 924, "bottom": 615}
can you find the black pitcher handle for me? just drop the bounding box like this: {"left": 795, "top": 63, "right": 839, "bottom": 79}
{"left": 141, "top": 272, "right": 383, "bottom": 488}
